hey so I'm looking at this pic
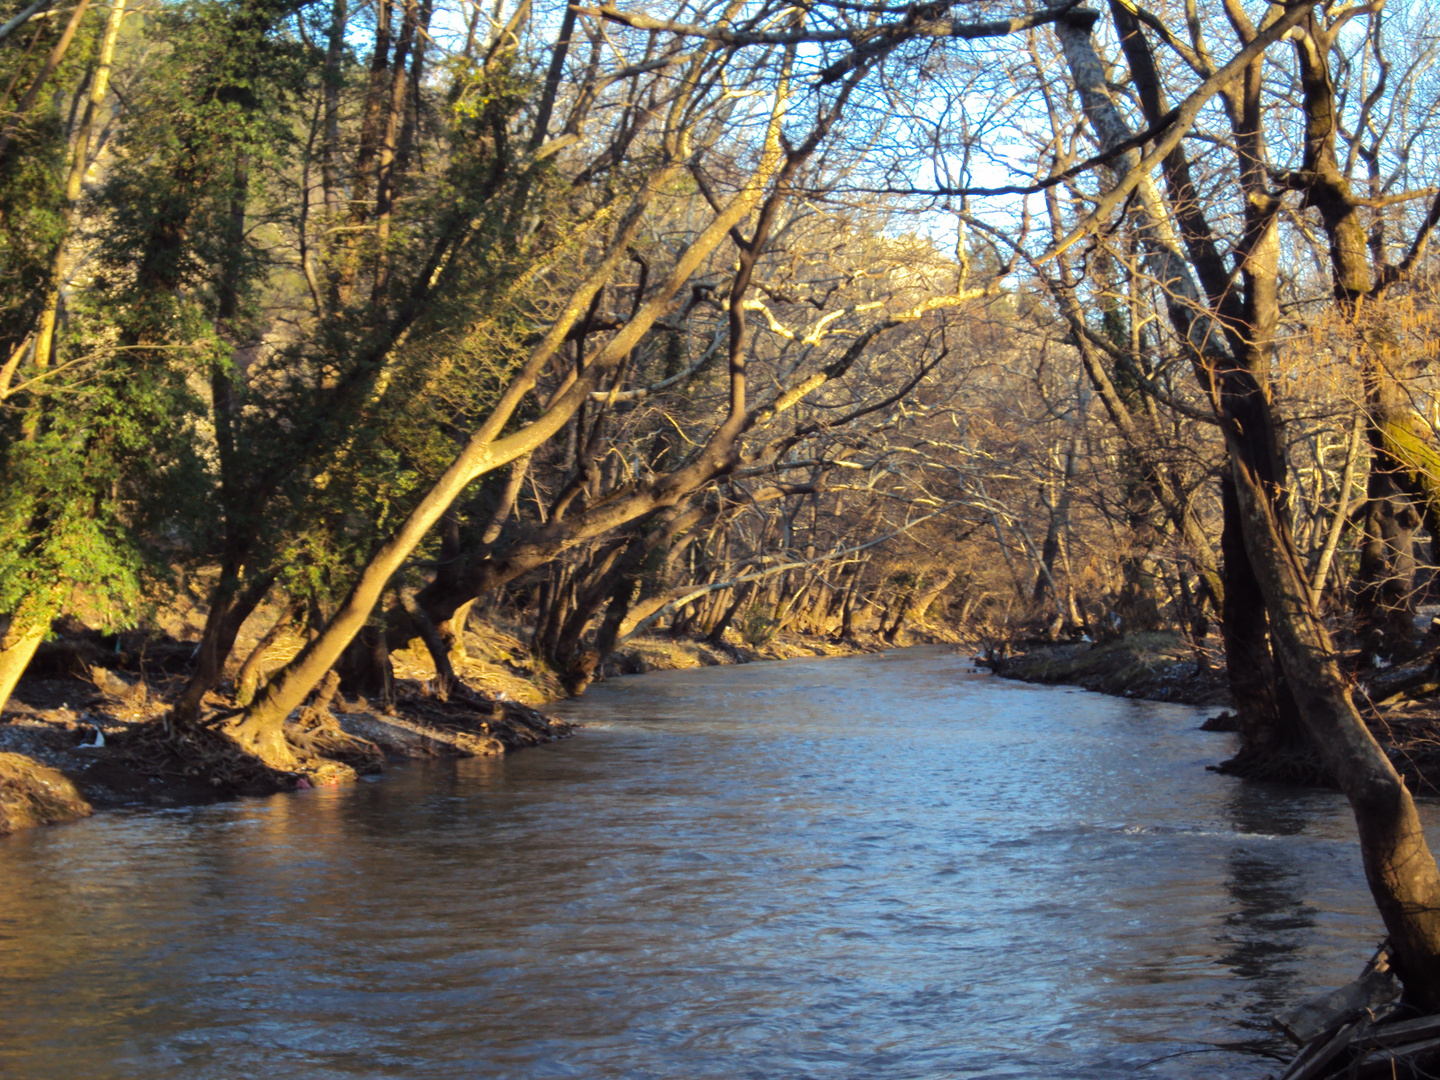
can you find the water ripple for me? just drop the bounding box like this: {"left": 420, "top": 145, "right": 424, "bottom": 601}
{"left": 0, "top": 645, "right": 1418, "bottom": 1079}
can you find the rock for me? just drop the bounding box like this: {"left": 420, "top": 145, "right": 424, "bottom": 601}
{"left": 1201, "top": 711, "right": 1241, "bottom": 732}
{"left": 0, "top": 752, "right": 92, "bottom": 835}
{"left": 89, "top": 665, "right": 146, "bottom": 707}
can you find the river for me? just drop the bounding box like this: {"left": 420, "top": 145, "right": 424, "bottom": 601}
{"left": 0, "top": 646, "right": 1415, "bottom": 1079}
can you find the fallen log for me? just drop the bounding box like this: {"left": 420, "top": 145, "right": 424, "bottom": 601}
{"left": 1346, "top": 1034, "right": 1440, "bottom": 1079}
{"left": 1277, "top": 1017, "right": 1368, "bottom": 1080}
{"left": 1358, "top": 1014, "right": 1440, "bottom": 1048}
{"left": 1267, "top": 944, "right": 1440, "bottom": 1079}
{"left": 1274, "top": 948, "right": 1400, "bottom": 1044}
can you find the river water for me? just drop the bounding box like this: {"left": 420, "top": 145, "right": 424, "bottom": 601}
{"left": 0, "top": 646, "right": 1416, "bottom": 1079}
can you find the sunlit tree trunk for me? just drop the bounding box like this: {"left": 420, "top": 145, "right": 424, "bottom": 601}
{"left": 226, "top": 103, "right": 794, "bottom": 761}
{"left": 0, "top": 620, "right": 46, "bottom": 717}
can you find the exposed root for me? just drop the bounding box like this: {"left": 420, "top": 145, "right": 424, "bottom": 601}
{"left": 395, "top": 685, "right": 572, "bottom": 752}
{"left": 111, "top": 718, "right": 291, "bottom": 796}
{"left": 285, "top": 681, "right": 385, "bottom": 773}
{"left": 1211, "top": 746, "right": 1333, "bottom": 787}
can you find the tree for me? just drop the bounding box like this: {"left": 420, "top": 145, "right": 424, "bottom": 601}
{"left": 1028, "top": 0, "right": 1440, "bottom": 1009}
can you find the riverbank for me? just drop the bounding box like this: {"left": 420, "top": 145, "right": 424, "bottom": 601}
{"left": 988, "top": 629, "right": 1440, "bottom": 795}
{"left": 0, "top": 617, "right": 936, "bottom": 835}
{"left": 982, "top": 631, "right": 1230, "bottom": 706}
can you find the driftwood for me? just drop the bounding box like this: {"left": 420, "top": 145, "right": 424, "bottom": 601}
{"left": 1276, "top": 1017, "right": 1369, "bottom": 1080}
{"left": 1275, "top": 951, "right": 1400, "bottom": 1044}
{"left": 1360, "top": 651, "right": 1440, "bottom": 708}
{"left": 1269, "top": 945, "right": 1440, "bottom": 1079}
{"left": 1348, "top": 1032, "right": 1440, "bottom": 1079}
{"left": 1359, "top": 1013, "right": 1440, "bottom": 1048}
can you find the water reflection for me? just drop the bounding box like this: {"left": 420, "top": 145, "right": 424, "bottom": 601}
{"left": 0, "top": 647, "right": 1419, "bottom": 1079}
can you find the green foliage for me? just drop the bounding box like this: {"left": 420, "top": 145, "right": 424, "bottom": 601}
{"left": 0, "top": 0, "right": 751, "bottom": 673}
{"left": 0, "top": 345, "right": 208, "bottom": 630}
{"left": 97, "top": 0, "right": 306, "bottom": 318}
{"left": 0, "top": 0, "right": 311, "bottom": 637}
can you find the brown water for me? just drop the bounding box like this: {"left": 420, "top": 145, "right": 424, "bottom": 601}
{"left": 0, "top": 646, "right": 1414, "bottom": 1079}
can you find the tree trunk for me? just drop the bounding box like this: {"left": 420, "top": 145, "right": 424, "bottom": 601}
{"left": 224, "top": 66, "right": 822, "bottom": 764}
{"left": 333, "top": 0, "right": 394, "bottom": 304}
{"left": 1229, "top": 444, "right": 1440, "bottom": 1008}
{"left": 1216, "top": 477, "right": 1312, "bottom": 778}
{"left": 882, "top": 582, "right": 914, "bottom": 645}
{"left": 1355, "top": 465, "right": 1421, "bottom": 658}
{"left": 319, "top": 0, "right": 347, "bottom": 221}
{"left": 394, "top": 591, "right": 456, "bottom": 696}
{"left": 1057, "top": 5, "right": 1305, "bottom": 762}
{"left": 838, "top": 561, "right": 869, "bottom": 641}
{"left": 707, "top": 584, "right": 750, "bottom": 645}
{"left": 335, "top": 624, "right": 393, "bottom": 704}
{"left": 174, "top": 147, "right": 263, "bottom": 722}
{"left": 369, "top": 0, "right": 420, "bottom": 309}
{"left": 437, "top": 599, "right": 473, "bottom": 661}
{"left": 173, "top": 569, "right": 276, "bottom": 721}
{"left": 1034, "top": 436, "right": 1079, "bottom": 606}
{"left": 887, "top": 568, "right": 958, "bottom": 645}
{"left": 234, "top": 603, "right": 298, "bottom": 708}
{"left": 0, "top": 619, "right": 46, "bottom": 716}
{"left": 1288, "top": 13, "right": 1440, "bottom": 638}
{"left": 224, "top": 151, "right": 717, "bottom": 763}
{"left": 23, "top": 0, "right": 125, "bottom": 439}
{"left": 1069, "top": 3, "right": 1440, "bottom": 1006}
{"left": 1309, "top": 410, "right": 1365, "bottom": 609}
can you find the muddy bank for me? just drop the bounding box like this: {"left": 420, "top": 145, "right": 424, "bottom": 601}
{"left": 984, "top": 632, "right": 1230, "bottom": 706}
{"left": 604, "top": 627, "right": 895, "bottom": 676}
{"left": 0, "top": 668, "right": 573, "bottom": 836}
{"left": 0, "top": 621, "right": 578, "bottom": 835}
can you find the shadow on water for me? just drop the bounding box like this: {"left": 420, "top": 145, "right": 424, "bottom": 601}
{"left": 0, "top": 647, "right": 1418, "bottom": 1080}
{"left": 1220, "top": 785, "right": 1318, "bottom": 1003}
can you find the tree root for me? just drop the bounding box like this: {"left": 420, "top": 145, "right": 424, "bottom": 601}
{"left": 114, "top": 717, "right": 293, "bottom": 795}
{"left": 1211, "top": 747, "right": 1334, "bottom": 787}
{"left": 390, "top": 684, "right": 572, "bottom": 752}
{"left": 119, "top": 672, "right": 380, "bottom": 794}
{"left": 284, "top": 679, "right": 385, "bottom": 773}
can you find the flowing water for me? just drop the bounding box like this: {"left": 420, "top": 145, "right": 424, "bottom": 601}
{"left": 0, "top": 646, "right": 1419, "bottom": 1079}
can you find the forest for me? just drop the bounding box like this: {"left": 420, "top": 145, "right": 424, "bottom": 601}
{"left": 6, "top": 0, "right": 1440, "bottom": 1041}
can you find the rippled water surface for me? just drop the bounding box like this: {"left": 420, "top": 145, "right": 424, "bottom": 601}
{"left": 0, "top": 646, "right": 1422, "bottom": 1079}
